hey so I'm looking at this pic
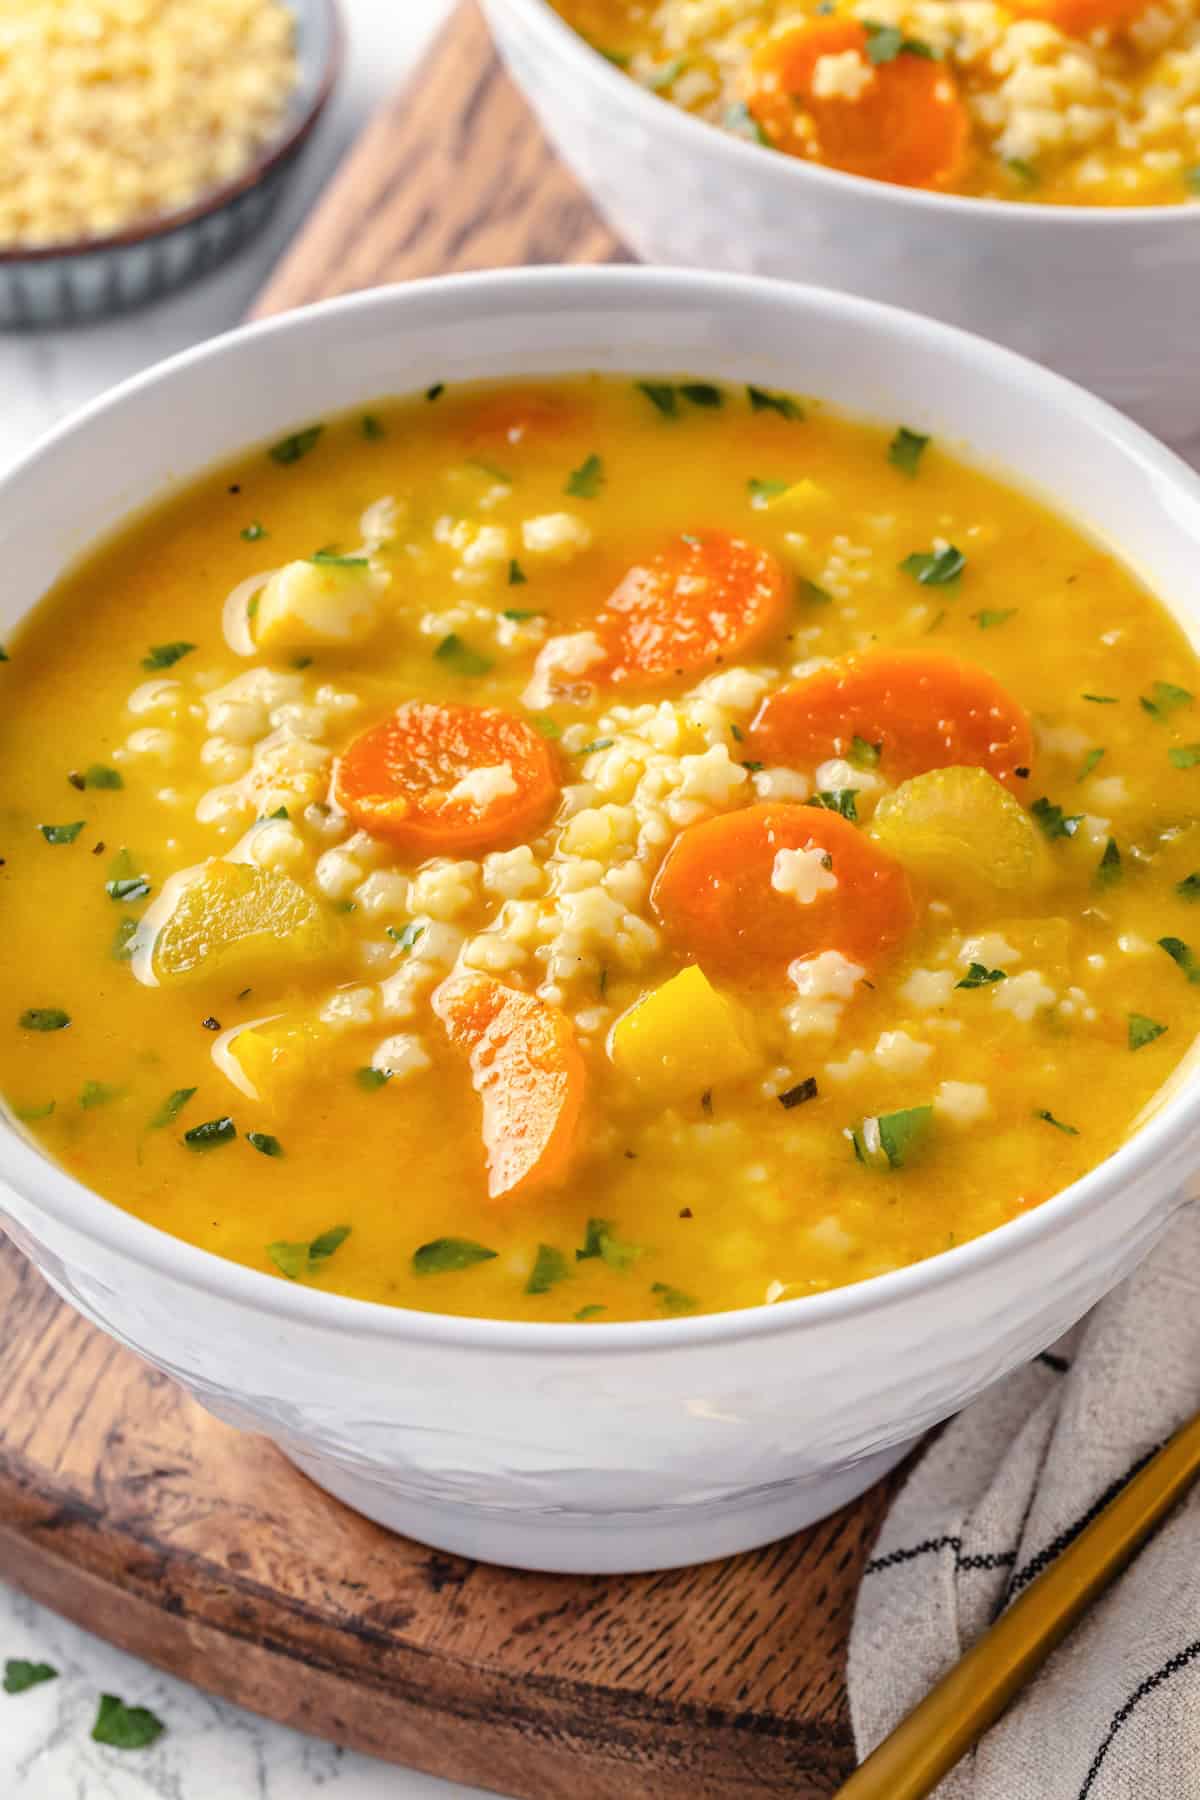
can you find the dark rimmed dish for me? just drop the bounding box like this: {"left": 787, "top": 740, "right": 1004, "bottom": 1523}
{"left": 0, "top": 0, "right": 344, "bottom": 330}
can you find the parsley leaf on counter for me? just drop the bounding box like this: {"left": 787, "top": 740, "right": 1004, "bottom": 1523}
{"left": 4, "top": 1660, "right": 58, "bottom": 1695}
{"left": 91, "top": 1693, "right": 165, "bottom": 1750}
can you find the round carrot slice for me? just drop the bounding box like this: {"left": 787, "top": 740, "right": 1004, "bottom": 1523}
{"left": 435, "top": 976, "right": 586, "bottom": 1202}
{"left": 1009, "top": 0, "right": 1147, "bottom": 32}
{"left": 744, "top": 20, "right": 970, "bottom": 191}
{"left": 595, "top": 530, "right": 789, "bottom": 687}
{"left": 749, "top": 651, "right": 1034, "bottom": 794}
{"left": 334, "top": 702, "right": 560, "bottom": 855}
{"left": 652, "top": 802, "right": 915, "bottom": 981}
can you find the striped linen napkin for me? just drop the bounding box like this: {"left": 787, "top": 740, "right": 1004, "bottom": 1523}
{"left": 849, "top": 1206, "right": 1200, "bottom": 1799}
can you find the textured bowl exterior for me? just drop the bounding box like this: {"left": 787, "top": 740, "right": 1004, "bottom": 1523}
{"left": 0, "top": 0, "right": 341, "bottom": 330}
{"left": 482, "top": 0, "right": 1200, "bottom": 456}
{"left": 2, "top": 268, "right": 1199, "bottom": 1573}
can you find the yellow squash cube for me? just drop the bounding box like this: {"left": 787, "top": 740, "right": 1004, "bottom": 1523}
{"left": 609, "top": 964, "right": 759, "bottom": 1103}
{"left": 254, "top": 558, "right": 389, "bottom": 652}
{"left": 228, "top": 1014, "right": 325, "bottom": 1107}
{"left": 869, "top": 765, "right": 1046, "bottom": 900}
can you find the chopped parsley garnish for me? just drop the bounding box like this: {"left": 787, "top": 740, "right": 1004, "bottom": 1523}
{"left": 807, "top": 788, "right": 858, "bottom": 821}
{"left": 425, "top": 382, "right": 445, "bottom": 402}
{"left": 597, "top": 45, "right": 631, "bottom": 65}
{"left": 957, "top": 962, "right": 1007, "bottom": 989}
{"left": 852, "top": 1105, "right": 933, "bottom": 1170}
{"left": 575, "top": 1217, "right": 643, "bottom": 1271}
{"left": 508, "top": 558, "right": 528, "bottom": 586}
{"left": 848, "top": 735, "right": 881, "bottom": 770}
{"left": 646, "top": 54, "right": 687, "bottom": 88}
{"left": 269, "top": 1225, "right": 350, "bottom": 1279}
{"left": 434, "top": 633, "right": 494, "bottom": 678}
{"left": 973, "top": 609, "right": 1017, "bottom": 630}
{"left": 1169, "top": 744, "right": 1200, "bottom": 769}
{"left": 1129, "top": 1013, "right": 1167, "bottom": 1051}
{"left": 526, "top": 1244, "right": 570, "bottom": 1294}
{"left": 247, "top": 1131, "right": 283, "bottom": 1157}
{"left": 652, "top": 1282, "right": 697, "bottom": 1315}
{"left": 3, "top": 1660, "right": 58, "bottom": 1695}
{"left": 864, "top": 20, "right": 938, "bottom": 61}
{"left": 149, "top": 1087, "right": 196, "bottom": 1129}
{"left": 19, "top": 1009, "right": 70, "bottom": 1032}
{"left": 1031, "top": 796, "right": 1082, "bottom": 841}
{"left": 91, "top": 1693, "right": 166, "bottom": 1750}
{"left": 387, "top": 922, "right": 426, "bottom": 952}
{"left": 730, "top": 723, "right": 744, "bottom": 742}
{"left": 1006, "top": 157, "right": 1038, "bottom": 186}
{"left": 577, "top": 738, "right": 615, "bottom": 755}
{"left": 575, "top": 1304, "right": 607, "bottom": 1321}
{"left": 680, "top": 382, "right": 722, "bottom": 408}
{"left": 747, "top": 384, "right": 803, "bottom": 419}
{"left": 361, "top": 413, "right": 386, "bottom": 440}
{"left": 565, "top": 452, "right": 605, "bottom": 499}
{"left": 106, "top": 874, "right": 151, "bottom": 902}
{"left": 532, "top": 714, "right": 561, "bottom": 739}
{"left": 1082, "top": 694, "right": 1118, "bottom": 704}
{"left": 466, "top": 456, "right": 511, "bottom": 484}
{"left": 888, "top": 426, "right": 929, "bottom": 476}
{"left": 241, "top": 522, "right": 267, "bottom": 541}
{"left": 15, "top": 1101, "right": 55, "bottom": 1122}
{"left": 1141, "top": 680, "right": 1193, "bottom": 721}
{"left": 182, "top": 1116, "right": 236, "bottom": 1150}
{"left": 778, "top": 1076, "right": 818, "bottom": 1109}
{"left": 0, "top": 645, "right": 7, "bottom": 662}
{"left": 310, "top": 549, "right": 368, "bottom": 568}
{"left": 1077, "top": 747, "right": 1105, "bottom": 781}
{"left": 110, "top": 918, "right": 138, "bottom": 962}
{"left": 1096, "top": 837, "right": 1122, "bottom": 887}
{"left": 141, "top": 641, "right": 195, "bottom": 672}
{"left": 1159, "top": 936, "right": 1200, "bottom": 982}
{"left": 1036, "top": 1109, "right": 1079, "bottom": 1135}
{"left": 636, "top": 381, "right": 679, "bottom": 419}
{"left": 1176, "top": 872, "right": 1200, "bottom": 901}
{"left": 502, "top": 607, "right": 543, "bottom": 622}
{"left": 412, "top": 1237, "right": 498, "bottom": 1276}
{"left": 725, "top": 101, "right": 770, "bottom": 144}
{"left": 741, "top": 759, "right": 764, "bottom": 773}
{"left": 268, "top": 425, "right": 323, "bottom": 465}
{"left": 356, "top": 1066, "right": 390, "bottom": 1090}
{"left": 802, "top": 578, "right": 833, "bottom": 604}
{"left": 85, "top": 766, "right": 124, "bottom": 793}
{"left": 1186, "top": 166, "right": 1200, "bottom": 196}
{"left": 747, "top": 477, "right": 789, "bottom": 505}
{"left": 39, "top": 821, "right": 85, "bottom": 844}
{"left": 80, "top": 1079, "right": 120, "bottom": 1109}
{"left": 899, "top": 545, "right": 965, "bottom": 586}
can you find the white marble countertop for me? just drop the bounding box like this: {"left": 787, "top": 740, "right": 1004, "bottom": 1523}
{"left": 0, "top": 4, "right": 491, "bottom": 1794}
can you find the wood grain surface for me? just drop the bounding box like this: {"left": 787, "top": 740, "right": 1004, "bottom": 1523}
{"left": 0, "top": 6, "right": 900, "bottom": 1793}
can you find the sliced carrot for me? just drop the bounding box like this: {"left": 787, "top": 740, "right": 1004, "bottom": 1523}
{"left": 461, "top": 386, "right": 585, "bottom": 451}
{"left": 1009, "top": 0, "right": 1147, "bottom": 32}
{"left": 651, "top": 802, "right": 915, "bottom": 981}
{"left": 435, "top": 976, "right": 586, "bottom": 1202}
{"left": 595, "top": 529, "right": 789, "bottom": 687}
{"left": 745, "top": 20, "right": 970, "bottom": 191}
{"left": 749, "top": 651, "right": 1034, "bottom": 794}
{"left": 334, "top": 702, "right": 559, "bottom": 855}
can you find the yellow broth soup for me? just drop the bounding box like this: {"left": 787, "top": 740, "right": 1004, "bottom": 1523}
{"left": 2, "top": 377, "right": 1199, "bottom": 1323}
{"left": 553, "top": 0, "right": 1200, "bottom": 205}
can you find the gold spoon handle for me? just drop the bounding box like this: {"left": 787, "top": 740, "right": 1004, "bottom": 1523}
{"left": 837, "top": 1410, "right": 1200, "bottom": 1800}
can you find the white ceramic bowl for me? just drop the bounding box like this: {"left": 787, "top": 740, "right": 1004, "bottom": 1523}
{"left": 481, "top": 0, "right": 1200, "bottom": 455}
{"left": 3, "top": 267, "right": 1200, "bottom": 1575}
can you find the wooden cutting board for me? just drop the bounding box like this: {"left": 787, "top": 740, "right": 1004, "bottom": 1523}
{"left": 0, "top": 8, "right": 909, "bottom": 1793}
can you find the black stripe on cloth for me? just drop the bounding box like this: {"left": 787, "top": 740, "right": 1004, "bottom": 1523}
{"left": 1077, "top": 1637, "right": 1200, "bottom": 1799}
{"left": 1037, "top": 1351, "right": 1071, "bottom": 1374}
{"left": 864, "top": 1538, "right": 1018, "bottom": 1577}
{"left": 1006, "top": 1447, "right": 1160, "bottom": 1602}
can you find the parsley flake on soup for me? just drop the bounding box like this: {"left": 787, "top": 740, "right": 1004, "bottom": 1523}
{"left": 1, "top": 376, "right": 1199, "bottom": 1322}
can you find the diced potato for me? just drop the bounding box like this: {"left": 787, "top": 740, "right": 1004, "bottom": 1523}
{"left": 145, "top": 859, "right": 337, "bottom": 985}
{"left": 254, "top": 558, "right": 389, "bottom": 652}
{"left": 608, "top": 964, "right": 759, "bottom": 1102}
{"left": 869, "top": 765, "right": 1046, "bottom": 899}
{"left": 228, "top": 1014, "right": 325, "bottom": 1107}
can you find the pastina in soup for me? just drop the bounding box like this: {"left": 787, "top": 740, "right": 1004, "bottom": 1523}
{"left": 2, "top": 377, "right": 1199, "bottom": 1322}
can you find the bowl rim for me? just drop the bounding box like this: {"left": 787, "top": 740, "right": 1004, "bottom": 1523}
{"left": 3, "top": 262, "right": 1200, "bottom": 1353}
{"left": 0, "top": 0, "right": 345, "bottom": 267}
{"left": 487, "top": 0, "right": 1200, "bottom": 227}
